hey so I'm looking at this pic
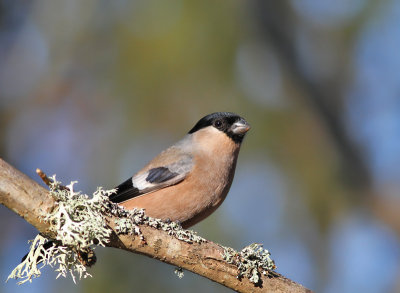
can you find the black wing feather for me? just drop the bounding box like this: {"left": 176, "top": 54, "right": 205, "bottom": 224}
{"left": 110, "top": 178, "right": 142, "bottom": 203}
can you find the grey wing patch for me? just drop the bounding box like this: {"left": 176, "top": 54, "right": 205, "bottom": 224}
{"left": 135, "top": 155, "right": 193, "bottom": 190}
{"left": 165, "top": 154, "right": 193, "bottom": 177}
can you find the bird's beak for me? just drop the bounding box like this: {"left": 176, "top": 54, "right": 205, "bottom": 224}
{"left": 231, "top": 119, "right": 251, "bottom": 134}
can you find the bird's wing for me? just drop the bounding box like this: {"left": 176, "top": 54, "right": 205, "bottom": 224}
{"left": 110, "top": 152, "right": 193, "bottom": 203}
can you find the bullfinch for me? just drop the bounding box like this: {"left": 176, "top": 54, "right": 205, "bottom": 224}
{"left": 109, "top": 112, "right": 250, "bottom": 228}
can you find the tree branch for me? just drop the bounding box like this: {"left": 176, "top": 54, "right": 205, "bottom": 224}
{"left": 0, "top": 158, "right": 311, "bottom": 293}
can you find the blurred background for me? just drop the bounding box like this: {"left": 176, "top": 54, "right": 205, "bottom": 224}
{"left": 1, "top": 0, "right": 400, "bottom": 292}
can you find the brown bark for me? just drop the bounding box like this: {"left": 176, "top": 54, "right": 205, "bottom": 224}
{"left": 0, "top": 158, "right": 312, "bottom": 293}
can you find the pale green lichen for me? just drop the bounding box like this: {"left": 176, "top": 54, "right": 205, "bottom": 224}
{"left": 46, "top": 178, "right": 114, "bottom": 248}
{"left": 7, "top": 176, "right": 114, "bottom": 284}
{"left": 6, "top": 234, "right": 91, "bottom": 284}
{"left": 222, "top": 243, "right": 276, "bottom": 285}
{"left": 113, "top": 206, "right": 206, "bottom": 244}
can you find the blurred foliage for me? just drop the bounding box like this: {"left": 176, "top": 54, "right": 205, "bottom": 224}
{"left": 1, "top": 0, "right": 400, "bottom": 292}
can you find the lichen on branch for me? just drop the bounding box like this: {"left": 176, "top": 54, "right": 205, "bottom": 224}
{"left": 223, "top": 243, "right": 276, "bottom": 285}
{"left": 47, "top": 177, "right": 114, "bottom": 248}
{"left": 7, "top": 176, "right": 115, "bottom": 284}
{"left": 6, "top": 175, "right": 210, "bottom": 284}
{"left": 6, "top": 173, "right": 278, "bottom": 289}
{"left": 7, "top": 234, "right": 93, "bottom": 284}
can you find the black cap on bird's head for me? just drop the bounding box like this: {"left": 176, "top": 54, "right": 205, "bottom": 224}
{"left": 188, "top": 112, "right": 250, "bottom": 143}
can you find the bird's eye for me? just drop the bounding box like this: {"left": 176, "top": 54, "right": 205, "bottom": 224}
{"left": 214, "top": 120, "right": 223, "bottom": 128}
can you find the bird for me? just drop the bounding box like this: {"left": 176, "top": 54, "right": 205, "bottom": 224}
{"left": 109, "top": 112, "right": 250, "bottom": 228}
